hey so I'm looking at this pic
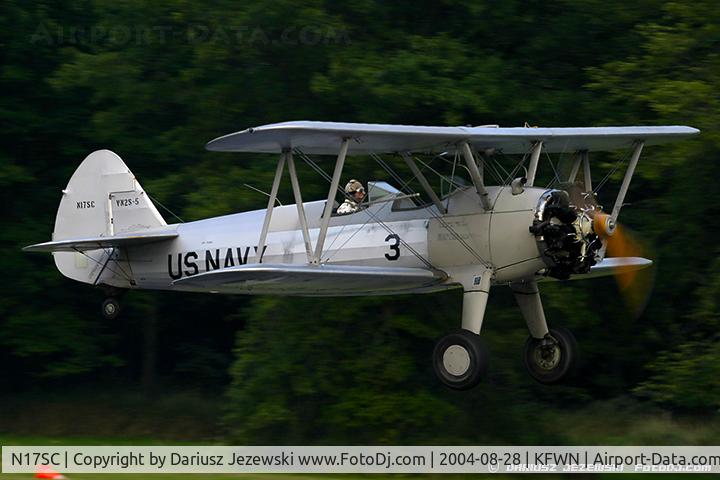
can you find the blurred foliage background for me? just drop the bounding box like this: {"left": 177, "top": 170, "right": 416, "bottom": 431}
{"left": 0, "top": 0, "right": 718, "bottom": 444}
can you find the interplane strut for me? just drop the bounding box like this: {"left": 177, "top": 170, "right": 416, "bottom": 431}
{"left": 254, "top": 152, "right": 286, "bottom": 263}
{"left": 400, "top": 152, "right": 446, "bottom": 213}
{"left": 526, "top": 141, "right": 543, "bottom": 187}
{"left": 314, "top": 139, "right": 350, "bottom": 264}
{"left": 460, "top": 142, "right": 492, "bottom": 210}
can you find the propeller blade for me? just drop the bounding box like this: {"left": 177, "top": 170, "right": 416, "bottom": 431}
{"left": 593, "top": 213, "right": 655, "bottom": 317}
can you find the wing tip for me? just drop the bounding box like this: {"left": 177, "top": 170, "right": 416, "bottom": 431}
{"left": 22, "top": 242, "right": 50, "bottom": 253}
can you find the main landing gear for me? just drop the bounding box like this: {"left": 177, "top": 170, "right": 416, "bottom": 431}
{"left": 100, "top": 286, "right": 125, "bottom": 320}
{"left": 512, "top": 281, "right": 578, "bottom": 384}
{"left": 433, "top": 268, "right": 492, "bottom": 390}
{"left": 523, "top": 327, "right": 578, "bottom": 384}
{"left": 433, "top": 272, "right": 578, "bottom": 389}
{"left": 433, "top": 329, "right": 489, "bottom": 390}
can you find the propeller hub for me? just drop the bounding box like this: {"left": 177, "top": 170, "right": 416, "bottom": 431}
{"left": 593, "top": 213, "right": 616, "bottom": 237}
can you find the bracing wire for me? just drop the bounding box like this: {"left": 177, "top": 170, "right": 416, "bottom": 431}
{"left": 74, "top": 247, "right": 134, "bottom": 284}
{"left": 502, "top": 148, "right": 532, "bottom": 185}
{"left": 379, "top": 151, "right": 491, "bottom": 267}
{"left": 415, "top": 157, "right": 466, "bottom": 192}
{"left": 486, "top": 156, "right": 508, "bottom": 185}
{"left": 370, "top": 153, "right": 415, "bottom": 194}
{"left": 593, "top": 149, "right": 632, "bottom": 194}
{"left": 295, "top": 149, "right": 437, "bottom": 270}
{"left": 296, "top": 147, "right": 492, "bottom": 268}
{"left": 323, "top": 201, "right": 391, "bottom": 263}
{"left": 543, "top": 151, "right": 563, "bottom": 189}
{"left": 147, "top": 193, "right": 185, "bottom": 223}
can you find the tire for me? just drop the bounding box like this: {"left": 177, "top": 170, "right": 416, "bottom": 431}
{"left": 524, "top": 326, "right": 578, "bottom": 384}
{"left": 101, "top": 297, "right": 121, "bottom": 320}
{"left": 433, "top": 329, "right": 489, "bottom": 390}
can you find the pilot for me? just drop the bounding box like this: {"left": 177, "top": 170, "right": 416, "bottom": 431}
{"left": 337, "top": 179, "right": 366, "bottom": 215}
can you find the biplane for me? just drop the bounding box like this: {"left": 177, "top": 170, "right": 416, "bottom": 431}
{"left": 24, "top": 121, "right": 699, "bottom": 389}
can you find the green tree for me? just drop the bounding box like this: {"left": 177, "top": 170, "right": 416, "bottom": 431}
{"left": 0, "top": 0, "right": 124, "bottom": 379}
{"left": 2, "top": 0, "right": 717, "bottom": 441}
{"left": 589, "top": 0, "right": 720, "bottom": 410}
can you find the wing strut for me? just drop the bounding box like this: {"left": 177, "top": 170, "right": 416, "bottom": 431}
{"left": 254, "top": 152, "right": 286, "bottom": 263}
{"left": 598, "top": 140, "right": 645, "bottom": 260}
{"left": 526, "top": 141, "right": 543, "bottom": 187}
{"left": 610, "top": 141, "right": 644, "bottom": 223}
{"left": 568, "top": 152, "right": 582, "bottom": 182}
{"left": 582, "top": 150, "right": 592, "bottom": 191}
{"left": 314, "top": 138, "right": 349, "bottom": 264}
{"left": 286, "top": 150, "right": 315, "bottom": 263}
{"left": 460, "top": 142, "right": 492, "bottom": 210}
{"left": 400, "top": 152, "right": 446, "bottom": 214}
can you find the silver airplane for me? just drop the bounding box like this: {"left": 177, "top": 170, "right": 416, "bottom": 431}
{"left": 25, "top": 121, "right": 699, "bottom": 389}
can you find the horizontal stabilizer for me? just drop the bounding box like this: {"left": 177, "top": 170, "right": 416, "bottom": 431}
{"left": 206, "top": 121, "right": 699, "bottom": 155}
{"left": 172, "top": 263, "right": 446, "bottom": 296}
{"left": 24, "top": 228, "right": 178, "bottom": 253}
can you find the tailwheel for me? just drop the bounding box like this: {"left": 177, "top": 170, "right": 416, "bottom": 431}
{"left": 524, "top": 326, "right": 578, "bottom": 384}
{"left": 433, "top": 329, "right": 489, "bottom": 390}
{"left": 101, "top": 297, "right": 121, "bottom": 320}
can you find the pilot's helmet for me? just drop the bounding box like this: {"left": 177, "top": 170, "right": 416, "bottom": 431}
{"left": 345, "top": 179, "right": 365, "bottom": 194}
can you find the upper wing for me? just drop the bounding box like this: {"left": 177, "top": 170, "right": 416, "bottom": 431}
{"left": 206, "top": 120, "right": 699, "bottom": 155}
{"left": 24, "top": 228, "right": 178, "bottom": 253}
{"left": 172, "top": 263, "right": 447, "bottom": 296}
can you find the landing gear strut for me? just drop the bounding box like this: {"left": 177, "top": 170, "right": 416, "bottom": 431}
{"left": 513, "top": 280, "right": 578, "bottom": 384}
{"left": 433, "top": 274, "right": 579, "bottom": 389}
{"left": 433, "top": 268, "right": 493, "bottom": 389}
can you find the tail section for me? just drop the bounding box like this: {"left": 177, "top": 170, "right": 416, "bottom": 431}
{"left": 52, "top": 150, "right": 168, "bottom": 286}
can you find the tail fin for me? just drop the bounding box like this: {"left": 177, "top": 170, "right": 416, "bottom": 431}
{"left": 53, "top": 150, "right": 167, "bottom": 286}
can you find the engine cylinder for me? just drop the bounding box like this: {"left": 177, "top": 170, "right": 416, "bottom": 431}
{"left": 530, "top": 187, "right": 603, "bottom": 280}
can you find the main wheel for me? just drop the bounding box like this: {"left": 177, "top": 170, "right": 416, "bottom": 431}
{"left": 101, "top": 297, "right": 121, "bottom": 320}
{"left": 433, "top": 329, "right": 489, "bottom": 390}
{"left": 524, "top": 326, "right": 578, "bottom": 384}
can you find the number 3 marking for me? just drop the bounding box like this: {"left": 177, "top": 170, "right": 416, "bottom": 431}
{"left": 385, "top": 234, "right": 400, "bottom": 261}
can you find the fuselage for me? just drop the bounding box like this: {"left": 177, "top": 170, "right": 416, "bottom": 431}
{"left": 98, "top": 185, "right": 549, "bottom": 293}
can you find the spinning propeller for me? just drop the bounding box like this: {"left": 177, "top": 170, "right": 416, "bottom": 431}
{"left": 592, "top": 212, "right": 655, "bottom": 317}
{"left": 564, "top": 183, "right": 654, "bottom": 317}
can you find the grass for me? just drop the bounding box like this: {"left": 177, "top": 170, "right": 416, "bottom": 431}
{"left": 0, "top": 388, "right": 223, "bottom": 442}
{"left": 545, "top": 397, "right": 720, "bottom": 445}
